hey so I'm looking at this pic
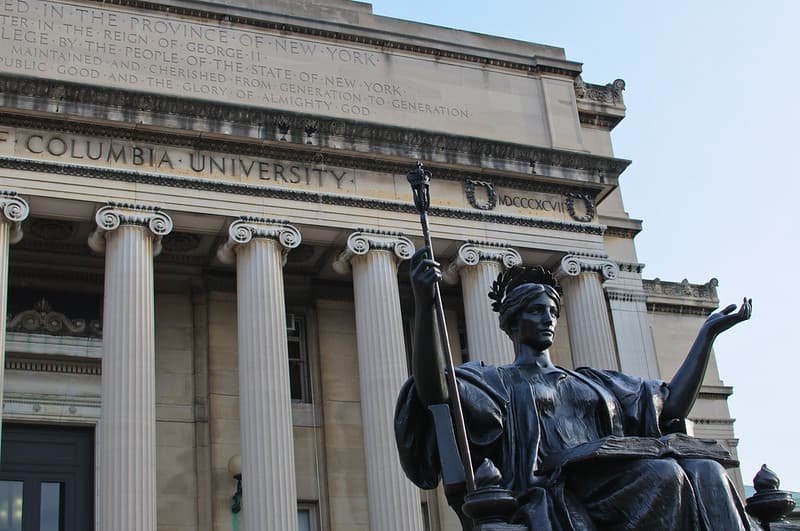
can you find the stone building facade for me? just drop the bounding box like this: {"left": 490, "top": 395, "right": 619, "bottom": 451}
{"left": 0, "top": 0, "right": 740, "bottom": 529}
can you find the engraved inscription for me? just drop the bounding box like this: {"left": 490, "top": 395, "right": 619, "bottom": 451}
{"left": 2, "top": 127, "right": 570, "bottom": 222}
{"left": 15, "top": 129, "right": 355, "bottom": 190}
{"left": 0, "top": 0, "right": 550, "bottom": 145}
{"left": 0, "top": 0, "right": 468, "bottom": 115}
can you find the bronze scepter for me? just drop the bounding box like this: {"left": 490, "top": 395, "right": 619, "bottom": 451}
{"left": 407, "top": 162, "right": 476, "bottom": 493}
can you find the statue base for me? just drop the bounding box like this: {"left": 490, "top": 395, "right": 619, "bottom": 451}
{"left": 462, "top": 486, "right": 523, "bottom": 531}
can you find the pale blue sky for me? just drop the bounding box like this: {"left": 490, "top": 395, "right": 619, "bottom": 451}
{"left": 369, "top": 1, "right": 800, "bottom": 490}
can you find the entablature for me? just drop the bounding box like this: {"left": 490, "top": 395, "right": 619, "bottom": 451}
{"left": 643, "top": 277, "right": 720, "bottom": 315}
{"left": 0, "top": 116, "right": 623, "bottom": 230}
{"left": 0, "top": 0, "right": 617, "bottom": 156}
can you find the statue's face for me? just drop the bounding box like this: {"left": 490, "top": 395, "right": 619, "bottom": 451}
{"left": 516, "top": 292, "right": 558, "bottom": 350}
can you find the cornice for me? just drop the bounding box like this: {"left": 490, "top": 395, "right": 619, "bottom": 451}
{"left": 643, "top": 277, "right": 719, "bottom": 302}
{"left": 0, "top": 83, "right": 630, "bottom": 182}
{"left": 0, "top": 156, "right": 606, "bottom": 235}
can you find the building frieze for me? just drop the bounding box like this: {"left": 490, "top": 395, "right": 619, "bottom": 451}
{"left": 0, "top": 157, "right": 606, "bottom": 235}
{"left": 0, "top": 111, "right": 617, "bottom": 201}
{"left": 0, "top": 85, "right": 630, "bottom": 184}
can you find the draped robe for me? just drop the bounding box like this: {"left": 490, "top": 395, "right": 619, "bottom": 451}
{"left": 395, "top": 361, "right": 751, "bottom": 530}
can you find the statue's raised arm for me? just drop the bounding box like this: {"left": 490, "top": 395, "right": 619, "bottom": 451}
{"left": 661, "top": 298, "right": 752, "bottom": 427}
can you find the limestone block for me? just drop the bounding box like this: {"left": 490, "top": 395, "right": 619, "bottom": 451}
{"left": 293, "top": 426, "right": 321, "bottom": 500}
{"left": 156, "top": 373, "right": 194, "bottom": 405}
{"left": 208, "top": 395, "right": 240, "bottom": 420}
{"left": 156, "top": 421, "right": 195, "bottom": 448}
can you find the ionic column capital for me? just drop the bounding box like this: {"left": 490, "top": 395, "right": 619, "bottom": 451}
{"left": 88, "top": 203, "right": 173, "bottom": 255}
{"left": 443, "top": 241, "right": 521, "bottom": 285}
{"left": 556, "top": 253, "right": 620, "bottom": 282}
{"left": 0, "top": 191, "right": 30, "bottom": 244}
{"left": 332, "top": 229, "right": 414, "bottom": 274}
{"left": 216, "top": 217, "right": 302, "bottom": 265}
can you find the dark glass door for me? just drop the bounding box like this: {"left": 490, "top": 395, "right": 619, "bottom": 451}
{"left": 0, "top": 424, "right": 94, "bottom": 531}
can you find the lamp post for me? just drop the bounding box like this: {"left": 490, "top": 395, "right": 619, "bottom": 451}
{"left": 228, "top": 455, "right": 242, "bottom": 514}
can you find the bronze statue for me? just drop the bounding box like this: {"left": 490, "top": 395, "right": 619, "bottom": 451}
{"left": 395, "top": 164, "right": 757, "bottom": 529}
{"left": 395, "top": 257, "right": 753, "bottom": 530}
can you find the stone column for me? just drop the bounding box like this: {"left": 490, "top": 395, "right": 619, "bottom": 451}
{"left": 0, "top": 192, "right": 29, "bottom": 452}
{"left": 333, "top": 230, "right": 423, "bottom": 531}
{"left": 88, "top": 203, "right": 172, "bottom": 531}
{"left": 443, "top": 241, "right": 520, "bottom": 366}
{"left": 217, "top": 217, "right": 301, "bottom": 531}
{"left": 605, "top": 269, "right": 660, "bottom": 379}
{"left": 556, "top": 254, "right": 620, "bottom": 370}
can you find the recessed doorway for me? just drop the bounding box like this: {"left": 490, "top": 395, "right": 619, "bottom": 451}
{"left": 0, "top": 424, "right": 94, "bottom": 531}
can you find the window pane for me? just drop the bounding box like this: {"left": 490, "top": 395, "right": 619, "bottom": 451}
{"left": 40, "top": 482, "right": 62, "bottom": 531}
{"left": 0, "top": 481, "right": 23, "bottom": 531}
{"left": 297, "top": 509, "right": 310, "bottom": 531}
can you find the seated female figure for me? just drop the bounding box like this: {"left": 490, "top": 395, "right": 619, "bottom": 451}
{"left": 395, "top": 253, "right": 753, "bottom": 530}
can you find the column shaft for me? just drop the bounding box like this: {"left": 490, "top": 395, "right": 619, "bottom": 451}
{"left": 607, "top": 288, "right": 660, "bottom": 378}
{"left": 460, "top": 262, "right": 514, "bottom": 366}
{"left": 560, "top": 271, "right": 618, "bottom": 370}
{"left": 91, "top": 203, "right": 171, "bottom": 531}
{"left": 351, "top": 250, "right": 424, "bottom": 531}
{"left": 0, "top": 192, "right": 29, "bottom": 456}
{"left": 99, "top": 225, "right": 158, "bottom": 531}
{"left": 236, "top": 238, "right": 298, "bottom": 530}
{"left": 0, "top": 223, "right": 9, "bottom": 445}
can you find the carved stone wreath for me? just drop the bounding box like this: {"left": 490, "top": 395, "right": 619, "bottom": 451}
{"left": 464, "top": 179, "right": 497, "bottom": 210}
{"left": 564, "top": 192, "right": 596, "bottom": 223}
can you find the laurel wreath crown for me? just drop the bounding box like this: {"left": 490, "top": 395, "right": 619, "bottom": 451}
{"left": 489, "top": 266, "right": 560, "bottom": 313}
